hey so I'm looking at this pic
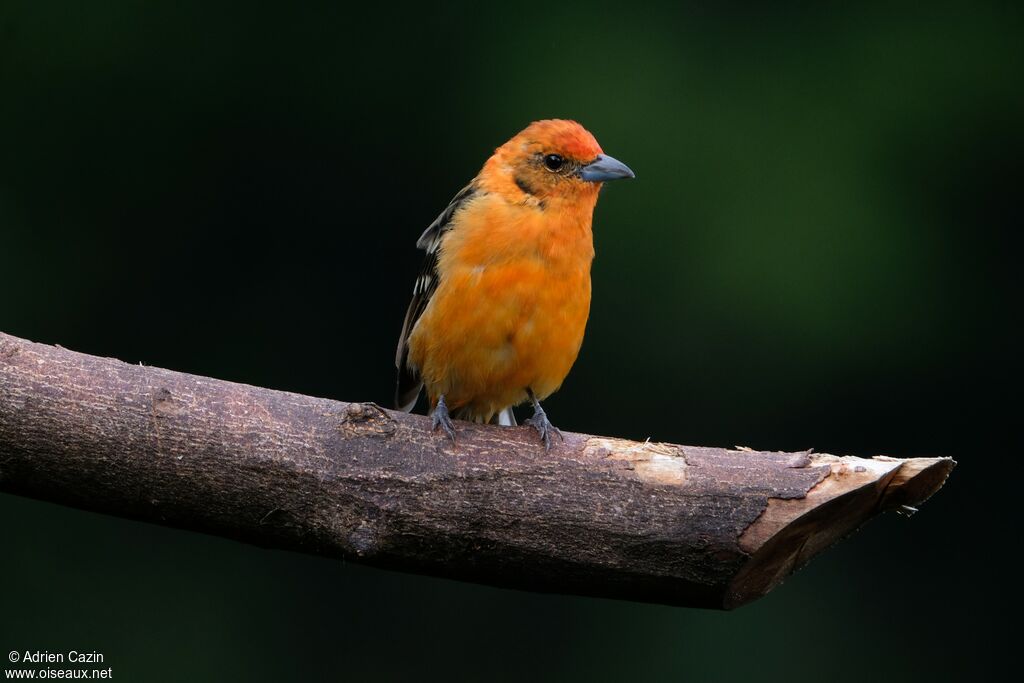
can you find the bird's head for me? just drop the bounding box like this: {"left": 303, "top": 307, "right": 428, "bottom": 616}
{"left": 482, "top": 119, "right": 634, "bottom": 205}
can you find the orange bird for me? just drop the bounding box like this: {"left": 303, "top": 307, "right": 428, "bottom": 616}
{"left": 395, "top": 119, "right": 634, "bottom": 447}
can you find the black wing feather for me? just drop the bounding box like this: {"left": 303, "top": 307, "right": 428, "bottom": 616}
{"left": 394, "top": 182, "right": 478, "bottom": 411}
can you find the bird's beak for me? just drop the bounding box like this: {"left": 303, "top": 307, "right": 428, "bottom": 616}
{"left": 580, "top": 154, "right": 635, "bottom": 182}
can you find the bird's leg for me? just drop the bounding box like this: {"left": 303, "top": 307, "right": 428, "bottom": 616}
{"left": 431, "top": 394, "right": 457, "bottom": 444}
{"left": 524, "top": 388, "right": 562, "bottom": 451}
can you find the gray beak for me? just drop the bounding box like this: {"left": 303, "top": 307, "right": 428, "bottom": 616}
{"left": 580, "top": 154, "right": 635, "bottom": 182}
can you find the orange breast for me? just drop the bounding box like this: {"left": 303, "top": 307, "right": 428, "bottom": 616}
{"left": 407, "top": 194, "right": 595, "bottom": 422}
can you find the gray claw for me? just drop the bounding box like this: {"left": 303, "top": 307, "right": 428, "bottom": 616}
{"left": 525, "top": 397, "right": 562, "bottom": 451}
{"left": 431, "top": 395, "right": 457, "bottom": 444}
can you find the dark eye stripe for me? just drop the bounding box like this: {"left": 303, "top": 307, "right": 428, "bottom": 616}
{"left": 515, "top": 176, "right": 536, "bottom": 195}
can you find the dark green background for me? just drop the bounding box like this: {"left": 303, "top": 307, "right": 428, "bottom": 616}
{"left": 1, "top": 1, "right": 1017, "bottom": 680}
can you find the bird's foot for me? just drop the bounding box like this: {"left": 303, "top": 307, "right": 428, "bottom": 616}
{"left": 525, "top": 394, "right": 562, "bottom": 451}
{"left": 431, "top": 395, "right": 457, "bottom": 444}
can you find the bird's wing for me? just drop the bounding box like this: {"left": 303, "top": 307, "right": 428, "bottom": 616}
{"left": 395, "top": 182, "right": 479, "bottom": 411}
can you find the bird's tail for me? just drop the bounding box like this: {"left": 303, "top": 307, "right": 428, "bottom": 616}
{"left": 451, "top": 406, "right": 517, "bottom": 426}
{"left": 492, "top": 407, "right": 517, "bottom": 426}
{"left": 395, "top": 375, "right": 421, "bottom": 413}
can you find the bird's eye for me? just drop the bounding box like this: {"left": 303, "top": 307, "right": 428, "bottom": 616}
{"left": 543, "top": 154, "right": 564, "bottom": 171}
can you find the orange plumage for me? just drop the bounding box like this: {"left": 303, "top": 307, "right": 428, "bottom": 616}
{"left": 395, "top": 119, "right": 634, "bottom": 446}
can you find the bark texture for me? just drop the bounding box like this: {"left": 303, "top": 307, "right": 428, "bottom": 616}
{"left": 0, "top": 331, "right": 954, "bottom": 609}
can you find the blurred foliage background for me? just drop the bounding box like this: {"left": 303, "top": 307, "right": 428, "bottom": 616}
{"left": 1, "top": 1, "right": 1018, "bottom": 680}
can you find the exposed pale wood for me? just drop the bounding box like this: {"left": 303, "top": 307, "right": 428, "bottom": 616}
{"left": 0, "top": 331, "right": 954, "bottom": 609}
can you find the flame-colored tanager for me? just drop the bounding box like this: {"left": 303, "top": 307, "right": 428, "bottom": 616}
{"left": 395, "top": 119, "right": 634, "bottom": 447}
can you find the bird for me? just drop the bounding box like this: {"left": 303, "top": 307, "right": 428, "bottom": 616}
{"left": 394, "top": 119, "right": 634, "bottom": 448}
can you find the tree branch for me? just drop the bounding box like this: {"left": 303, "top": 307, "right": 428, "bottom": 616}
{"left": 0, "top": 331, "right": 953, "bottom": 609}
